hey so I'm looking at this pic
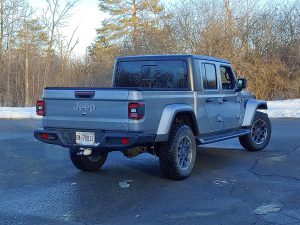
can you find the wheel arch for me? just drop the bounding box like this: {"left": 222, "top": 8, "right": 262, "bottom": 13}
{"left": 242, "top": 99, "right": 268, "bottom": 127}
{"left": 155, "top": 104, "right": 198, "bottom": 142}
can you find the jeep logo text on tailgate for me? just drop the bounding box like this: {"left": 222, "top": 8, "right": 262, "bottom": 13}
{"left": 73, "top": 102, "right": 96, "bottom": 112}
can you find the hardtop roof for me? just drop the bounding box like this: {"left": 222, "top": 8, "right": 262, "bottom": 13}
{"left": 116, "top": 54, "right": 230, "bottom": 64}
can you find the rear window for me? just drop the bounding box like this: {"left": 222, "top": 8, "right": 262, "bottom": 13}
{"left": 114, "top": 60, "right": 188, "bottom": 89}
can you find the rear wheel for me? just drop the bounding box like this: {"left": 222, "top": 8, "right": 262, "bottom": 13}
{"left": 159, "top": 122, "right": 196, "bottom": 180}
{"left": 69, "top": 149, "right": 108, "bottom": 171}
{"left": 239, "top": 112, "right": 271, "bottom": 151}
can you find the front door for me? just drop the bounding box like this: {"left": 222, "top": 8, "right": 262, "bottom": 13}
{"left": 218, "top": 65, "right": 242, "bottom": 129}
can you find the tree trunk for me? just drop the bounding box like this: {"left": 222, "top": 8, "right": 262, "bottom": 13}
{"left": 6, "top": 47, "right": 11, "bottom": 105}
{"left": 24, "top": 27, "right": 29, "bottom": 106}
{"left": 0, "top": 0, "right": 3, "bottom": 52}
{"left": 132, "top": 0, "right": 138, "bottom": 48}
{"left": 0, "top": 0, "right": 4, "bottom": 74}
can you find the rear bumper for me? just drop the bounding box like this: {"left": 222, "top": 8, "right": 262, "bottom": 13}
{"left": 34, "top": 129, "right": 155, "bottom": 151}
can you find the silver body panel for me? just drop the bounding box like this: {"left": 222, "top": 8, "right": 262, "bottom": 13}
{"left": 155, "top": 104, "right": 194, "bottom": 142}
{"left": 242, "top": 99, "right": 268, "bottom": 127}
{"left": 43, "top": 89, "right": 130, "bottom": 131}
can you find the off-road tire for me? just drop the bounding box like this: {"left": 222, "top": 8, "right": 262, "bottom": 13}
{"left": 69, "top": 149, "right": 108, "bottom": 171}
{"left": 239, "top": 112, "right": 271, "bottom": 151}
{"left": 159, "top": 123, "right": 196, "bottom": 180}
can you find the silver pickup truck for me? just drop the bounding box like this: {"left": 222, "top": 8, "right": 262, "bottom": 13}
{"left": 34, "top": 54, "right": 271, "bottom": 180}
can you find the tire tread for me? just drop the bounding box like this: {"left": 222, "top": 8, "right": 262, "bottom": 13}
{"left": 239, "top": 112, "right": 271, "bottom": 151}
{"left": 159, "top": 122, "right": 196, "bottom": 180}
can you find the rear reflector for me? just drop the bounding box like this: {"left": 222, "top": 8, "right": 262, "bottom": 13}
{"left": 128, "top": 102, "right": 145, "bottom": 120}
{"left": 36, "top": 100, "right": 45, "bottom": 116}
{"left": 39, "top": 133, "right": 57, "bottom": 140}
{"left": 39, "top": 133, "right": 49, "bottom": 140}
{"left": 121, "top": 138, "right": 130, "bottom": 145}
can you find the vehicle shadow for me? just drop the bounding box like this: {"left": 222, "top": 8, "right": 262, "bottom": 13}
{"left": 123, "top": 146, "right": 246, "bottom": 178}
{"left": 70, "top": 146, "right": 246, "bottom": 183}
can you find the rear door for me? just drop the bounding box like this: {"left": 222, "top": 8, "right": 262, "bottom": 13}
{"left": 200, "top": 61, "right": 224, "bottom": 131}
{"left": 43, "top": 88, "right": 129, "bottom": 131}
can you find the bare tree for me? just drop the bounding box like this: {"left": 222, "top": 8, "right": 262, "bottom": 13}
{"left": 41, "top": 0, "right": 78, "bottom": 86}
{"left": 0, "top": 0, "right": 299, "bottom": 106}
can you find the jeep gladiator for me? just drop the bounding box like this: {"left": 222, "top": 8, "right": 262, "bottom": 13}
{"left": 34, "top": 55, "right": 271, "bottom": 180}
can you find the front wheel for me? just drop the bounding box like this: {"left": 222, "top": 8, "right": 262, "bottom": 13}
{"left": 239, "top": 112, "right": 271, "bottom": 151}
{"left": 159, "top": 123, "right": 196, "bottom": 180}
{"left": 69, "top": 149, "right": 108, "bottom": 171}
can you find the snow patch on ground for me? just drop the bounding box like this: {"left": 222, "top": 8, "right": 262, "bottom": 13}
{"left": 0, "top": 99, "right": 299, "bottom": 119}
{"left": 266, "top": 99, "right": 300, "bottom": 118}
{"left": 255, "top": 204, "right": 281, "bottom": 215}
{"left": 0, "top": 107, "right": 40, "bottom": 119}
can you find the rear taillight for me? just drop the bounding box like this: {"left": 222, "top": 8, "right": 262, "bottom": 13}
{"left": 128, "top": 102, "right": 145, "bottom": 120}
{"left": 36, "top": 100, "right": 45, "bottom": 116}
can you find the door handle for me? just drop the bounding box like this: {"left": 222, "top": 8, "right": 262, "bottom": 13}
{"left": 75, "top": 91, "right": 95, "bottom": 98}
{"left": 206, "top": 98, "right": 213, "bottom": 103}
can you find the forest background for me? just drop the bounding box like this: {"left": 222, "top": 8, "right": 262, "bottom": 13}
{"left": 0, "top": 0, "right": 299, "bottom": 106}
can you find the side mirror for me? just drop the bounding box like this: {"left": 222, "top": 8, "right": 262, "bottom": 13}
{"left": 236, "top": 78, "right": 247, "bottom": 91}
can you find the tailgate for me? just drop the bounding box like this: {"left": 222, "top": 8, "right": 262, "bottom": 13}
{"left": 43, "top": 88, "right": 129, "bottom": 131}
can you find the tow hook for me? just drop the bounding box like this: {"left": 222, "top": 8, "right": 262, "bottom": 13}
{"left": 77, "top": 148, "right": 92, "bottom": 156}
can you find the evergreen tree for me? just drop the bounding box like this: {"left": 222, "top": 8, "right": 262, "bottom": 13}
{"left": 95, "top": 0, "right": 165, "bottom": 46}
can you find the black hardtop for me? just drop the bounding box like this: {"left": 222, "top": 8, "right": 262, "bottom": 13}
{"left": 116, "top": 54, "right": 230, "bottom": 64}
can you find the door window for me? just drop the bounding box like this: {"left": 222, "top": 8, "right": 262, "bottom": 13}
{"left": 220, "top": 66, "right": 236, "bottom": 90}
{"left": 201, "top": 63, "right": 218, "bottom": 90}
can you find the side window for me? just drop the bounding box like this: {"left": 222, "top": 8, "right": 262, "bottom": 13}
{"left": 202, "top": 63, "right": 218, "bottom": 90}
{"left": 220, "top": 66, "right": 236, "bottom": 90}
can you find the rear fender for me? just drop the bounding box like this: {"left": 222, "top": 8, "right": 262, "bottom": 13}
{"left": 155, "top": 104, "right": 197, "bottom": 142}
{"left": 242, "top": 99, "right": 268, "bottom": 127}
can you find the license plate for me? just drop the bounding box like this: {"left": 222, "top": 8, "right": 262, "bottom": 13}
{"left": 75, "top": 132, "right": 95, "bottom": 145}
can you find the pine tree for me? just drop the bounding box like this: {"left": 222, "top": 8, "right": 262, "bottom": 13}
{"left": 95, "top": 0, "right": 165, "bottom": 46}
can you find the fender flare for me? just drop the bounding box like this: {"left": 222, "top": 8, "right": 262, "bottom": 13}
{"left": 242, "top": 99, "right": 268, "bottom": 127}
{"left": 155, "top": 104, "right": 197, "bottom": 142}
